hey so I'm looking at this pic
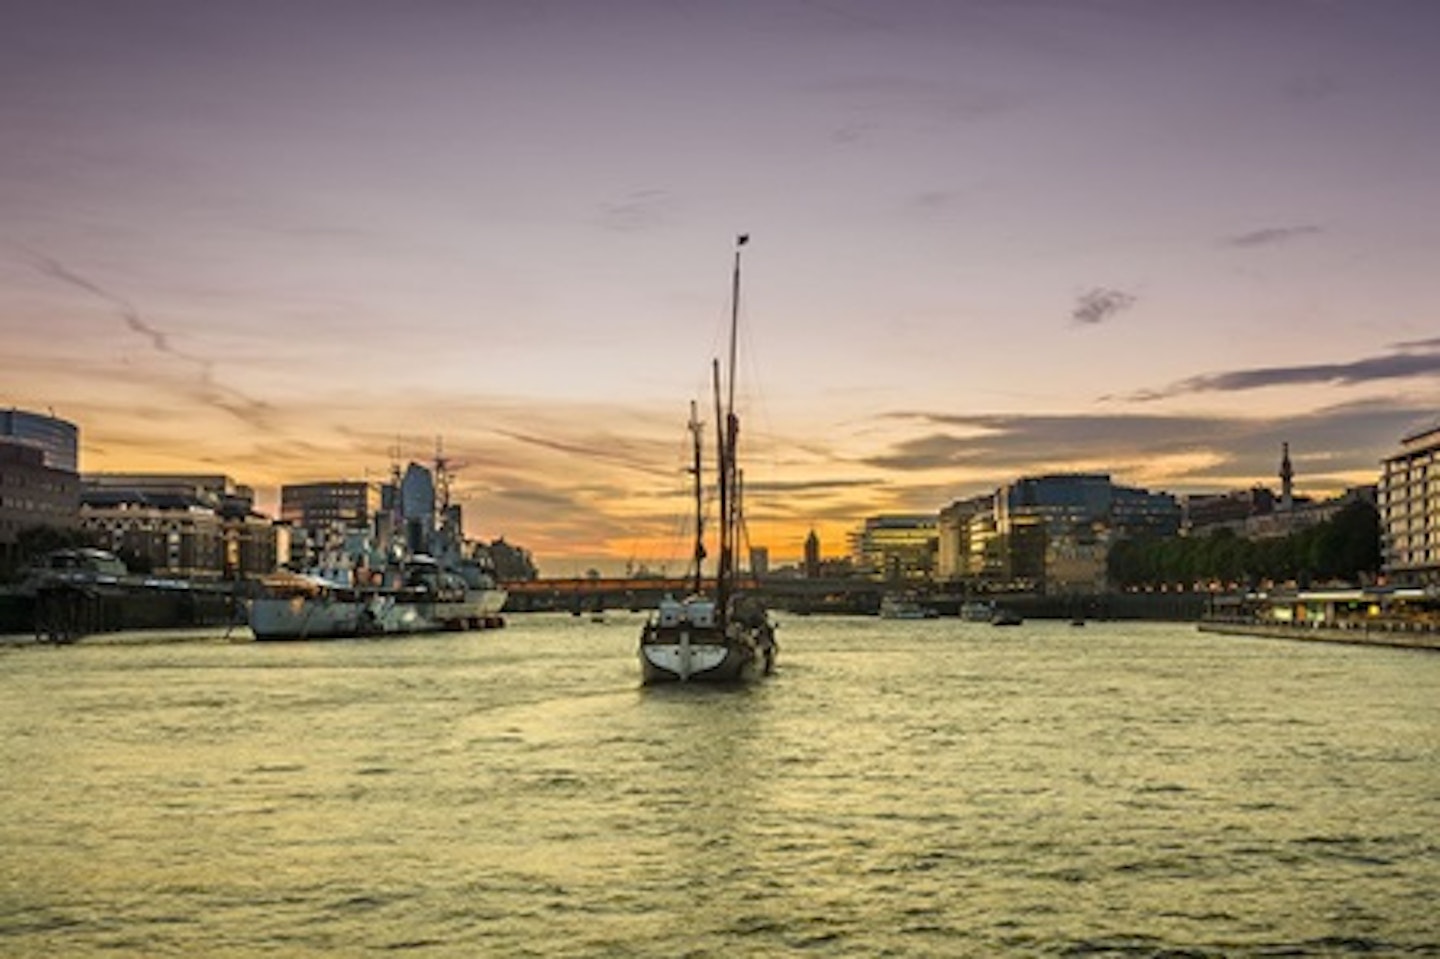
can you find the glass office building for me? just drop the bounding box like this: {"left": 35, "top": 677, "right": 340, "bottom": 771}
{"left": 1, "top": 409, "right": 79, "bottom": 473}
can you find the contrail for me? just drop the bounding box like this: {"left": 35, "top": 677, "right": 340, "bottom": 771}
{"left": 19, "top": 247, "right": 272, "bottom": 428}
{"left": 23, "top": 248, "right": 187, "bottom": 360}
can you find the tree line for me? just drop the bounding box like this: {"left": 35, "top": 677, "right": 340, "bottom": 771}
{"left": 1107, "top": 501, "right": 1382, "bottom": 589}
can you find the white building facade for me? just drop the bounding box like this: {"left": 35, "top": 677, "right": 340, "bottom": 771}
{"left": 1380, "top": 424, "right": 1440, "bottom": 584}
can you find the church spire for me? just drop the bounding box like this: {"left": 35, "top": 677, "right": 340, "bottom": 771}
{"left": 1279, "top": 442, "right": 1294, "bottom": 511}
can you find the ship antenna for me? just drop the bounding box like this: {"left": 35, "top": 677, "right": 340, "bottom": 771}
{"left": 435, "top": 435, "right": 450, "bottom": 511}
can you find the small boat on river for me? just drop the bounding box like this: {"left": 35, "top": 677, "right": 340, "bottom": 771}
{"left": 960, "top": 600, "right": 996, "bottom": 622}
{"left": 991, "top": 608, "right": 1023, "bottom": 627}
{"left": 880, "top": 593, "right": 939, "bottom": 619}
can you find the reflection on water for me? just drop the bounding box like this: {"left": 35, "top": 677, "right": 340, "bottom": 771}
{"left": 1, "top": 616, "right": 1436, "bottom": 956}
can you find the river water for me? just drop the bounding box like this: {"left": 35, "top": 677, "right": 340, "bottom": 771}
{"left": 1, "top": 614, "right": 1436, "bottom": 957}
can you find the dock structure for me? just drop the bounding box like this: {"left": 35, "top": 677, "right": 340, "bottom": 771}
{"left": 3, "top": 561, "right": 244, "bottom": 645}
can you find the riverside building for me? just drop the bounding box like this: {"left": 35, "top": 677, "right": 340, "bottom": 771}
{"left": 938, "top": 474, "right": 1181, "bottom": 594}
{"left": 1, "top": 408, "right": 79, "bottom": 473}
{"left": 0, "top": 409, "right": 81, "bottom": 570}
{"left": 1183, "top": 488, "right": 1277, "bottom": 534}
{"left": 0, "top": 439, "right": 81, "bottom": 570}
{"left": 280, "top": 480, "right": 382, "bottom": 533}
{"left": 1186, "top": 445, "right": 1374, "bottom": 541}
{"left": 81, "top": 473, "right": 278, "bottom": 578}
{"left": 803, "top": 530, "right": 821, "bottom": 578}
{"left": 937, "top": 494, "right": 997, "bottom": 582}
{"left": 998, "top": 474, "right": 1180, "bottom": 594}
{"left": 850, "top": 514, "right": 938, "bottom": 582}
{"left": 1380, "top": 423, "right": 1440, "bottom": 584}
{"left": 279, "top": 480, "right": 383, "bottom": 567}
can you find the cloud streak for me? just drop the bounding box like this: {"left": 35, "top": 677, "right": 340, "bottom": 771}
{"left": 490, "top": 427, "right": 674, "bottom": 478}
{"left": 1126, "top": 343, "right": 1440, "bottom": 401}
{"left": 1223, "top": 224, "right": 1323, "bottom": 248}
{"left": 596, "top": 189, "right": 674, "bottom": 234}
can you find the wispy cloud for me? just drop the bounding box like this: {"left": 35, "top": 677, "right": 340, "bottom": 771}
{"left": 747, "top": 477, "right": 879, "bottom": 495}
{"left": 870, "top": 411, "right": 1228, "bottom": 472}
{"left": 1223, "top": 224, "right": 1323, "bottom": 248}
{"left": 900, "top": 188, "right": 968, "bottom": 223}
{"left": 490, "top": 427, "right": 673, "bottom": 478}
{"left": 1071, "top": 287, "right": 1136, "bottom": 326}
{"left": 1126, "top": 342, "right": 1440, "bottom": 402}
{"left": 813, "top": 72, "right": 1023, "bottom": 145}
{"left": 1395, "top": 336, "right": 1440, "bottom": 351}
{"left": 18, "top": 248, "right": 274, "bottom": 429}
{"left": 596, "top": 189, "right": 674, "bottom": 234}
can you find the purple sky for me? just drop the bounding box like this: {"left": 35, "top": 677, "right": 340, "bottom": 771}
{"left": 4, "top": 0, "right": 1439, "bottom": 573}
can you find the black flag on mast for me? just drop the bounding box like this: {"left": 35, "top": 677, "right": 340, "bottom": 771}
{"left": 736, "top": 234, "right": 749, "bottom": 246}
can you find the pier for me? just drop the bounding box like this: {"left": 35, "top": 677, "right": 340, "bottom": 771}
{"left": 1, "top": 575, "right": 244, "bottom": 643}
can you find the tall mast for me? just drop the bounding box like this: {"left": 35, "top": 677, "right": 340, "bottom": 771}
{"left": 716, "top": 234, "right": 748, "bottom": 625}
{"left": 735, "top": 466, "right": 746, "bottom": 586}
{"left": 688, "top": 400, "right": 705, "bottom": 595}
{"left": 727, "top": 234, "right": 747, "bottom": 420}
{"left": 713, "top": 358, "right": 729, "bottom": 626}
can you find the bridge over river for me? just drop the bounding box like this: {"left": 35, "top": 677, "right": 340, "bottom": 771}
{"left": 500, "top": 576, "right": 887, "bottom": 615}
{"left": 500, "top": 577, "right": 1206, "bottom": 620}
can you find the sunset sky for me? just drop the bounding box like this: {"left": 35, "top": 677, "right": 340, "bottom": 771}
{"left": 4, "top": 1, "right": 1439, "bottom": 575}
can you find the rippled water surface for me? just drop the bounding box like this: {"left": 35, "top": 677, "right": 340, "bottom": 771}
{"left": 2, "top": 615, "right": 1436, "bottom": 957}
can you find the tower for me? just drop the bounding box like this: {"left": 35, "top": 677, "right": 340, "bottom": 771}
{"left": 804, "top": 529, "right": 820, "bottom": 578}
{"left": 1279, "top": 443, "right": 1294, "bottom": 512}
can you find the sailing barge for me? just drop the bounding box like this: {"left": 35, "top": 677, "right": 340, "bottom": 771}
{"left": 639, "top": 235, "right": 777, "bottom": 683}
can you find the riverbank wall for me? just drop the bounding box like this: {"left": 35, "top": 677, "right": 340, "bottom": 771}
{"left": 0, "top": 583, "right": 242, "bottom": 642}
{"left": 1198, "top": 620, "right": 1440, "bottom": 651}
